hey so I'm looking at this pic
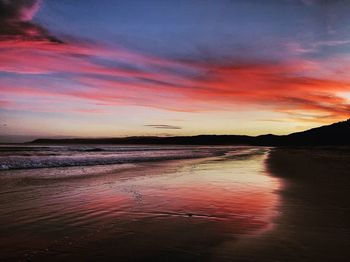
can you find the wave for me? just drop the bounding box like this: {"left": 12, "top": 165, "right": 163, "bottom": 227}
{"left": 0, "top": 145, "right": 265, "bottom": 171}
{"left": 0, "top": 146, "right": 239, "bottom": 170}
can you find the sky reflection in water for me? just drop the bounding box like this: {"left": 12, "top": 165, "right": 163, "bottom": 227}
{"left": 0, "top": 147, "right": 282, "bottom": 260}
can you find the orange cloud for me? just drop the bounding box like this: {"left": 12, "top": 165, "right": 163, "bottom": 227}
{"left": 0, "top": 38, "right": 350, "bottom": 123}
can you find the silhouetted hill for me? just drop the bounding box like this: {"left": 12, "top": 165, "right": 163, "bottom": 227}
{"left": 253, "top": 119, "right": 350, "bottom": 146}
{"left": 282, "top": 118, "right": 350, "bottom": 146}
{"left": 30, "top": 119, "right": 350, "bottom": 146}
{"left": 30, "top": 135, "right": 253, "bottom": 145}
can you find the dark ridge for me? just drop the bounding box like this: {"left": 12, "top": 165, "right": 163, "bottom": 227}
{"left": 30, "top": 135, "right": 253, "bottom": 145}
{"left": 282, "top": 118, "right": 350, "bottom": 146}
{"left": 30, "top": 119, "right": 350, "bottom": 146}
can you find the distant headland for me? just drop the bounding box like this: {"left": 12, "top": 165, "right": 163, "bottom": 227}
{"left": 30, "top": 119, "right": 350, "bottom": 146}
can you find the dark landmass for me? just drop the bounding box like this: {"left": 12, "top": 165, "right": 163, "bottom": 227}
{"left": 30, "top": 119, "right": 350, "bottom": 146}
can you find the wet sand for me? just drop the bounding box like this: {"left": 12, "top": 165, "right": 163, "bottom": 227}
{"left": 0, "top": 147, "right": 282, "bottom": 261}
{"left": 202, "top": 147, "right": 350, "bottom": 262}
{"left": 1, "top": 147, "right": 349, "bottom": 261}
{"left": 263, "top": 147, "right": 350, "bottom": 261}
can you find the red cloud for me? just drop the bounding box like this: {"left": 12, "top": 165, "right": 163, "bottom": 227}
{"left": 0, "top": 38, "right": 350, "bottom": 123}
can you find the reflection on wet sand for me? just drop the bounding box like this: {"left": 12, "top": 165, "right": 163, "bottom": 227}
{"left": 0, "top": 147, "right": 282, "bottom": 261}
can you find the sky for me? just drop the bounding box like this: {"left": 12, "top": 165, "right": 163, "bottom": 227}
{"left": 1, "top": 0, "right": 350, "bottom": 142}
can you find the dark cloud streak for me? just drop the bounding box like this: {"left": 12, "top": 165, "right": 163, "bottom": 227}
{"left": 0, "top": 0, "right": 62, "bottom": 42}
{"left": 145, "top": 124, "right": 182, "bottom": 130}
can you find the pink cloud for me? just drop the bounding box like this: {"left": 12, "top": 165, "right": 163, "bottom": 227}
{"left": 1, "top": 37, "right": 350, "bottom": 123}
{"left": 18, "top": 0, "right": 42, "bottom": 21}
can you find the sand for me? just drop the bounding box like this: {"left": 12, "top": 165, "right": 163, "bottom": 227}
{"left": 1, "top": 147, "right": 350, "bottom": 261}
{"left": 256, "top": 147, "right": 350, "bottom": 261}
{"left": 0, "top": 148, "right": 280, "bottom": 261}
{"left": 191, "top": 147, "right": 350, "bottom": 261}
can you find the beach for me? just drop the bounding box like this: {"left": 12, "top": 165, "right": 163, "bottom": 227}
{"left": 2, "top": 0, "right": 350, "bottom": 260}
{"left": 264, "top": 147, "right": 350, "bottom": 261}
{"left": 220, "top": 147, "right": 350, "bottom": 262}
{"left": 0, "top": 145, "right": 281, "bottom": 261}
{"left": 1, "top": 145, "right": 349, "bottom": 261}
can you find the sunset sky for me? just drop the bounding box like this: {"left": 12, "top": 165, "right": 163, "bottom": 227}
{"left": 1, "top": 0, "right": 350, "bottom": 142}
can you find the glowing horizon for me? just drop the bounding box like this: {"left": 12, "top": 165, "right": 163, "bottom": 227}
{"left": 1, "top": 0, "right": 350, "bottom": 142}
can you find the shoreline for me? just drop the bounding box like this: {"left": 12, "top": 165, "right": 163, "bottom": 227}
{"left": 214, "top": 147, "right": 350, "bottom": 261}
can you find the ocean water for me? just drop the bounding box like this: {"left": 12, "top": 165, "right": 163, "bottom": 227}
{"left": 0, "top": 145, "right": 282, "bottom": 261}
{"left": 0, "top": 144, "right": 233, "bottom": 170}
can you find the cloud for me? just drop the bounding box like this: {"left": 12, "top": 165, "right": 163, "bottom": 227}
{"left": 144, "top": 124, "right": 182, "bottom": 130}
{"left": 299, "top": 0, "right": 341, "bottom": 6}
{"left": 1, "top": 42, "right": 350, "bottom": 122}
{"left": 0, "top": 3, "right": 349, "bottom": 126}
{"left": 0, "top": 0, "right": 41, "bottom": 21}
{"left": 314, "top": 40, "right": 350, "bottom": 47}
{"left": 0, "top": 0, "right": 62, "bottom": 42}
